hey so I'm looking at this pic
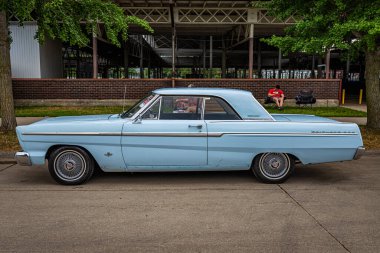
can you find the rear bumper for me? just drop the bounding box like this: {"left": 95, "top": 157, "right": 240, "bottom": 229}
{"left": 353, "top": 146, "right": 365, "bottom": 160}
{"left": 15, "top": 152, "right": 32, "bottom": 166}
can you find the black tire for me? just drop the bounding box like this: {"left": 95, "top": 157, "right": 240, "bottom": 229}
{"left": 48, "top": 146, "right": 94, "bottom": 185}
{"left": 251, "top": 153, "right": 294, "bottom": 183}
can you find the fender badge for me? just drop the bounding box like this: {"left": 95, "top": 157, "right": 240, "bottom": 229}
{"left": 104, "top": 152, "right": 113, "bottom": 157}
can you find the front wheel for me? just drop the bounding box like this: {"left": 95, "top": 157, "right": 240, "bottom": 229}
{"left": 252, "top": 153, "right": 294, "bottom": 183}
{"left": 48, "top": 147, "right": 94, "bottom": 185}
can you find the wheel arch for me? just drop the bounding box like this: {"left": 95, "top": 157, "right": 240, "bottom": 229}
{"left": 251, "top": 152, "right": 302, "bottom": 168}
{"left": 45, "top": 144, "right": 101, "bottom": 168}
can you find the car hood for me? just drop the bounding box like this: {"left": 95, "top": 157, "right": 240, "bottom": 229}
{"left": 271, "top": 114, "right": 338, "bottom": 123}
{"left": 31, "top": 114, "right": 121, "bottom": 125}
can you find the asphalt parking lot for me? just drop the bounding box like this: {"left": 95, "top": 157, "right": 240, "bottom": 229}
{"left": 1, "top": 153, "right": 379, "bottom": 253}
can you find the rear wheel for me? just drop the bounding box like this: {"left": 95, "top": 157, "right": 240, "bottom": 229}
{"left": 48, "top": 146, "right": 94, "bottom": 185}
{"left": 252, "top": 153, "right": 294, "bottom": 183}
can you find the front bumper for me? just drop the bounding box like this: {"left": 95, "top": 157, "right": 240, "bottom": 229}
{"left": 353, "top": 146, "right": 365, "bottom": 160}
{"left": 15, "top": 152, "right": 32, "bottom": 166}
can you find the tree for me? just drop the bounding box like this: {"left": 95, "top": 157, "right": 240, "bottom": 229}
{"left": 0, "top": 0, "right": 152, "bottom": 131}
{"left": 260, "top": 0, "right": 380, "bottom": 129}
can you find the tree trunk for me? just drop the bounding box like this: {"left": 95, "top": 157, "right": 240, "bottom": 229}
{"left": 0, "top": 10, "right": 17, "bottom": 131}
{"left": 365, "top": 47, "right": 380, "bottom": 129}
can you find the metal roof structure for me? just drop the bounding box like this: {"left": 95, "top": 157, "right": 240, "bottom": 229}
{"left": 111, "top": 0, "right": 298, "bottom": 70}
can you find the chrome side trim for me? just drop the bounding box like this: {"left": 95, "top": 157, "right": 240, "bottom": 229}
{"left": 22, "top": 132, "right": 121, "bottom": 136}
{"left": 15, "top": 152, "right": 32, "bottom": 166}
{"left": 208, "top": 120, "right": 352, "bottom": 124}
{"left": 208, "top": 132, "right": 359, "bottom": 137}
{"left": 123, "top": 132, "right": 207, "bottom": 137}
{"left": 22, "top": 131, "right": 358, "bottom": 137}
{"left": 353, "top": 146, "right": 365, "bottom": 160}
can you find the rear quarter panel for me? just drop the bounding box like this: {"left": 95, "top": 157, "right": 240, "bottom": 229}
{"left": 206, "top": 120, "right": 363, "bottom": 168}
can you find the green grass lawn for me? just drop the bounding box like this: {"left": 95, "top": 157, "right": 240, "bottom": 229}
{"left": 3, "top": 105, "right": 366, "bottom": 118}
{"left": 14, "top": 106, "right": 127, "bottom": 117}
{"left": 265, "top": 106, "right": 367, "bottom": 117}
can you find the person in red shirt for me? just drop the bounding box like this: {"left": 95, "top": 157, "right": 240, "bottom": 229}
{"left": 268, "top": 85, "right": 285, "bottom": 109}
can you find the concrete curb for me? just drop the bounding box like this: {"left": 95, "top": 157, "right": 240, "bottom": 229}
{"left": 0, "top": 152, "right": 16, "bottom": 159}
{"left": 0, "top": 159, "right": 17, "bottom": 164}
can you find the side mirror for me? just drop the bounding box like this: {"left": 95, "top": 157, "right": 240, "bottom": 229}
{"left": 133, "top": 114, "right": 142, "bottom": 124}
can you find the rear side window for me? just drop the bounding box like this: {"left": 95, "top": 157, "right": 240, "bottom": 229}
{"left": 204, "top": 97, "right": 240, "bottom": 120}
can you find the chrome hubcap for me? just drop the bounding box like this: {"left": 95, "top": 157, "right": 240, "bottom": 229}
{"left": 269, "top": 158, "right": 280, "bottom": 169}
{"left": 259, "top": 153, "right": 290, "bottom": 179}
{"left": 54, "top": 150, "right": 86, "bottom": 182}
{"left": 64, "top": 160, "right": 76, "bottom": 170}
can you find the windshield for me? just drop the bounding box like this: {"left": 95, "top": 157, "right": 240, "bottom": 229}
{"left": 121, "top": 94, "right": 155, "bottom": 118}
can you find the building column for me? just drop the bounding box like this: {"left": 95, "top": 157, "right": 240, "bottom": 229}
{"left": 278, "top": 48, "right": 282, "bottom": 78}
{"left": 171, "top": 27, "right": 176, "bottom": 78}
{"left": 346, "top": 56, "right": 350, "bottom": 80}
{"left": 248, "top": 24, "right": 254, "bottom": 79}
{"left": 148, "top": 51, "right": 151, "bottom": 78}
{"left": 311, "top": 54, "right": 315, "bottom": 78}
{"left": 76, "top": 48, "right": 80, "bottom": 78}
{"left": 123, "top": 42, "right": 129, "bottom": 78}
{"left": 209, "top": 35, "right": 213, "bottom": 78}
{"left": 202, "top": 39, "right": 206, "bottom": 77}
{"left": 325, "top": 49, "right": 331, "bottom": 79}
{"left": 221, "top": 36, "right": 226, "bottom": 78}
{"left": 92, "top": 34, "right": 98, "bottom": 78}
{"left": 317, "top": 56, "right": 323, "bottom": 78}
{"left": 140, "top": 35, "right": 144, "bottom": 78}
{"left": 257, "top": 40, "right": 262, "bottom": 78}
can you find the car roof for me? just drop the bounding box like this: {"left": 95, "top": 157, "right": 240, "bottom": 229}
{"left": 153, "top": 87, "right": 252, "bottom": 97}
{"left": 153, "top": 88, "right": 273, "bottom": 120}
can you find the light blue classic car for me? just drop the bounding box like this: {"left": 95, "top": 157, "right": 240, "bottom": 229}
{"left": 15, "top": 88, "right": 365, "bottom": 185}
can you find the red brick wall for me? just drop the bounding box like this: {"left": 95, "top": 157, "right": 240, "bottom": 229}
{"left": 12, "top": 78, "right": 341, "bottom": 100}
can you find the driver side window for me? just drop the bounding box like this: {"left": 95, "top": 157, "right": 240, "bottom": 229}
{"left": 141, "top": 96, "right": 203, "bottom": 120}
{"left": 141, "top": 98, "right": 160, "bottom": 120}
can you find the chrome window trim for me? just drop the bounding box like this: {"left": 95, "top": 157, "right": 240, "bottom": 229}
{"left": 130, "top": 94, "right": 160, "bottom": 120}
{"left": 156, "top": 94, "right": 243, "bottom": 121}
{"left": 202, "top": 96, "right": 243, "bottom": 121}
{"left": 158, "top": 97, "right": 162, "bottom": 119}
{"left": 201, "top": 97, "right": 206, "bottom": 120}
{"left": 147, "top": 95, "right": 205, "bottom": 121}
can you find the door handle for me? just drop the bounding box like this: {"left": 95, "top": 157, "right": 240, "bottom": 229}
{"left": 188, "top": 124, "right": 203, "bottom": 129}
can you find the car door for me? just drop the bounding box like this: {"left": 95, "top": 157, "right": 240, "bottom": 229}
{"left": 121, "top": 96, "right": 207, "bottom": 168}
{"left": 203, "top": 97, "right": 251, "bottom": 169}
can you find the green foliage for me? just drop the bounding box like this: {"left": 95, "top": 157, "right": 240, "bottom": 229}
{"left": 4, "top": 0, "right": 153, "bottom": 47}
{"left": 259, "top": 0, "right": 380, "bottom": 55}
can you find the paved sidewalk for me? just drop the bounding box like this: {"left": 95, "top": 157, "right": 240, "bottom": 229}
{"left": 0, "top": 117, "right": 43, "bottom": 126}
{"left": 342, "top": 104, "right": 367, "bottom": 112}
{"left": 330, "top": 117, "right": 367, "bottom": 125}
